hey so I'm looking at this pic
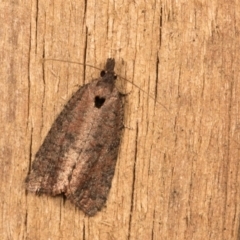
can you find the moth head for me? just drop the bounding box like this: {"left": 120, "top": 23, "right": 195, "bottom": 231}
{"left": 100, "top": 70, "right": 117, "bottom": 80}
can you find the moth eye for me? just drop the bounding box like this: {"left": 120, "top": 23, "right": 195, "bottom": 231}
{"left": 95, "top": 96, "right": 105, "bottom": 108}
{"left": 100, "top": 70, "right": 105, "bottom": 77}
{"left": 114, "top": 74, "right": 117, "bottom": 80}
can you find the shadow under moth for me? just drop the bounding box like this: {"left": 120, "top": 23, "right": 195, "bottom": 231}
{"left": 26, "top": 58, "right": 124, "bottom": 216}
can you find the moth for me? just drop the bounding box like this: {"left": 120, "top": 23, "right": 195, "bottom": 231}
{"left": 26, "top": 58, "right": 124, "bottom": 216}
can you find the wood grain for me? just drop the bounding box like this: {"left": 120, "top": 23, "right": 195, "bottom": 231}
{"left": 1, "top": 0, "right": 240, "bottom": 239}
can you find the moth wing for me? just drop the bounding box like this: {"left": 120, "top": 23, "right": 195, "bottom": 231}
{"left": 26, "top": 79, "right": 123, "bottom": 217}
{"left": 66, "top": 90, "right": 123, "bottom": 216}
{"left": 26, "top": 83, "right": 90, "bottom": 194}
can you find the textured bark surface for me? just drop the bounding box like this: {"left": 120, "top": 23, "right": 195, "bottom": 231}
{"left": 1, "top": 0, "right": 240, "bottom": 239}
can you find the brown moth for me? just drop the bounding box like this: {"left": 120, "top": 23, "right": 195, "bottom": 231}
{"left": 26, "top": 58, "right": 124, "bottom": 216}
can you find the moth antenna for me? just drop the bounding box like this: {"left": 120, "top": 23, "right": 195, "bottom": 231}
{"left": 43, "top": 58, "right": 102, "bottom": 71}
{"left": 43, "top": 58, "right": 171, "bottom": 115}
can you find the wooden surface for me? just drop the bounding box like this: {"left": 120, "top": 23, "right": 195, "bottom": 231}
{"left": 1, "top": 0, "right": 240, "bottom": 239}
